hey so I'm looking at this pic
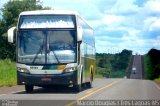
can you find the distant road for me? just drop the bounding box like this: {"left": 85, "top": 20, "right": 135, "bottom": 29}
{"left": 0, "top": 78, "right": 160, "bottom": 106}
{"left": 129, "top": 55, "right": 144, "bottom": 79}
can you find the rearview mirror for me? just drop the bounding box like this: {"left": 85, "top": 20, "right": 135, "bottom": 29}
{"left": 8, "top": 26, "right": 16, "bottom": 43}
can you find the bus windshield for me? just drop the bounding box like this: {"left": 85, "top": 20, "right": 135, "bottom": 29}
{"left": 18, "top": 30, "right": 76, "bottom": 64}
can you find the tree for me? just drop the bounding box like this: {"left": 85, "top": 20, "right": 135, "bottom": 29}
{"left": 1, "top": 0, "right": 49, "bottom": 35}
{"left": 111, "top": 49, "right": 132, "bottom": 71}
{"left": 0, "top": 0, "right": 50, "bottom": 60}
{"left": 147, "top": 49, "right": 160, "bottom": 79}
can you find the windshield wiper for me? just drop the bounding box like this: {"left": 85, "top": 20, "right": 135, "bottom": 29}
{"left": 48, "top": 37, "right": 60, "bottom": 63}
{"left": 50, "top": 50, "right": 60, "bottom": 63}
{"left": 32, "top": 39, "right": 44, "bottom": 64}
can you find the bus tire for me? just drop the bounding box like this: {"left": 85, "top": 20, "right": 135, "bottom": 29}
{"left": 25, "top": 84, "right": 34, "bottom": 93}
{"left": 88, "top": 69, "right": 93, "bottom": 88}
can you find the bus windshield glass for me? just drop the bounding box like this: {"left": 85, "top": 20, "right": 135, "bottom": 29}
{"left": 19, "top": 15, "right": 75, "bottom": 29}
{"left": 18, "top": 30, "right": 76, "bottom": 64}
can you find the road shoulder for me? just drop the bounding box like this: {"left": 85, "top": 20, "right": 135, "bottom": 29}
{"left": 154, "top": 80, "right": 160, "bottom": 90}
{"left": 0, "top": 85, "right": 24, "bottom": 95}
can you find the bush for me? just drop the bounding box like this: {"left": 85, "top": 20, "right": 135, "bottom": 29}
{"left": 0, "top": 59, "right": 16, "bottom": 86}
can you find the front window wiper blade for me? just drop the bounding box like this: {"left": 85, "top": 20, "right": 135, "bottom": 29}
{"left": 51, "top": 50, "right": 60, "bottom": 64}
{"left": 32, "top": 38, "right": 44, "bottom": 64}
{"left": 48, "top": 35, "right": 60, "bottom": 64}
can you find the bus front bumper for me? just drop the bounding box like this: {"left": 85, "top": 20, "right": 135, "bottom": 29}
{"left": 17, "top": 71, "right": 77, "bottom": 86}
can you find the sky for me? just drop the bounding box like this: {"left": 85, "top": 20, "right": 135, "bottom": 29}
{"left": 1, "top": 0, "right": 160, "bottom": 54}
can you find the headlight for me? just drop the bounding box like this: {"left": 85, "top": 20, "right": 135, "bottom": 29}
{"left": 17, "top": 67, "right": 30, "bottom": 73}
{"left": 64, "top": 63, "right": 77, "bottom": 73}
{"left": 64, "top": 67, "right": 77, "bottom": 73}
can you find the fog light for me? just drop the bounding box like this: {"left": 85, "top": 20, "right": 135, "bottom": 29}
{"left": 69, "top": 81, "right": 73, "bottom": 84}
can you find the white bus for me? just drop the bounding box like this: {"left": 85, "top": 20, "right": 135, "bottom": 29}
{"left": 8, "top": 10, "right": 96, "bottom": 93}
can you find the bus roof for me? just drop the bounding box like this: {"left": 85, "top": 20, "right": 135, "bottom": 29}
{"left": 19, "top": 10, "right": 93, "bottom": 30}
{"left": 20, "top": 10, "right": 80, "bottom": 16}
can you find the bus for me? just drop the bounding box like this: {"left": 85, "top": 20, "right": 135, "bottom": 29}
{"left": 8, "top": 10, "right": 96, "bottom": 93}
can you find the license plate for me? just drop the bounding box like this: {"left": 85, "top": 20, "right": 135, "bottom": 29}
{"left": 41, "top": 77, "right": 51, "bottom": 81}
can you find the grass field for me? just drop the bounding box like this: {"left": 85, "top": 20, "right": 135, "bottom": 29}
{"left": 95, "top": 74, "right": 103, "bottom": 78}
{"left": 0, "top": 59, "right": 17, "bottom": 87}
{"left": 154, "top": 77, "right": 160, "bottom": 87}
{"left": 110, "top": 70, "right": 126, "bottom": 78}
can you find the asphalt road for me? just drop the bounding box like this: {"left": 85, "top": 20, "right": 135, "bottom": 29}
{"left": 130, "top": 55, "right": 143, "bottom": 79}
{"left": 0, "top": 78, "right": 160, "bottom": 106}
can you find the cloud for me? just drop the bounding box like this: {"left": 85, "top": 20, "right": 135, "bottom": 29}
{"left": 105, "top": 0, "right": 140, "bottom": 15}
{"left": 103, "top": 15, "right": 124, "bottom": 25}
{"left": 134, "top": 0, "right": 146, "bottom": 7}
{"left": 149, "top": 19, "right": 160, "bottom": 31}
{"left": 144, "top": 0, "right": 160, "bottom": 13}
{"left": 96, "top": 0, "right": 117, "bottom": 13}
{"left": 1, "top": 0, "right": 160, "bottom": 54}
{"left": 141, "top": 16, "right": 160, "bottom": 39}
{"left": 143, "top": 17, "right": 157, "bottom": 30}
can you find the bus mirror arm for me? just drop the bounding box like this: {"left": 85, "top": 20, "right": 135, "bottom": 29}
{"left": 78, "top": 41, "right": 82, "bottom": 44}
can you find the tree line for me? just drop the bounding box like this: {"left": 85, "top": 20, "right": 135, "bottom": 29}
{"left": 96, "top": 49, "right": 132, "bottom": 78}
{"left": 145, "top": 49, "right": 160, "bottom": 80}
{"left": 0, "top": 0, "right": 49, "bottom": 60}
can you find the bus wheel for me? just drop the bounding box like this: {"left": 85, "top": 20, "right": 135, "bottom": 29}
{"left": 88, "top": 71, "right": 93, "bottom": 88}
{"left": 25, "top": 84, "right": 34, "bottom": 93}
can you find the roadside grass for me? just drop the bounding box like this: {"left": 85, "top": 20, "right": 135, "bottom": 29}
{"left": 154, "top": 77, "right": 160, "bottom": 87}
{"left": 144, "top": 55, "right": 147, "bottom": 79}
{"left": 96, "top": 70, "right": 126, "bottom": 78}
{"left": 144, "top": 55, "right": 160, "bottom": 87}
{"left": 110, "top": 70, "right": 126, "bottom": 78}
{"left": 95, "top": 74, "right": 103, "bottom": 78}
{"left": 95, "top": 69, "right": 126, "bottom": 78}
{"left": 0, "top": 59, "right": 17, "bottom": 87}
{"left": 144, "top": 55, "right": 152, "bottom": 79}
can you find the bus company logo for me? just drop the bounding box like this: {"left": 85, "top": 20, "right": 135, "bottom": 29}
{"left": 44, "top": 71, "right": 47, "bottom": 74}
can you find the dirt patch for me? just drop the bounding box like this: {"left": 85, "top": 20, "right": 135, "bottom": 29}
{"left": 0, "top": 86, "right": 24, "bottom": 94}
{"left": 154, "top": 80, "right": 160, "bottom": 87}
